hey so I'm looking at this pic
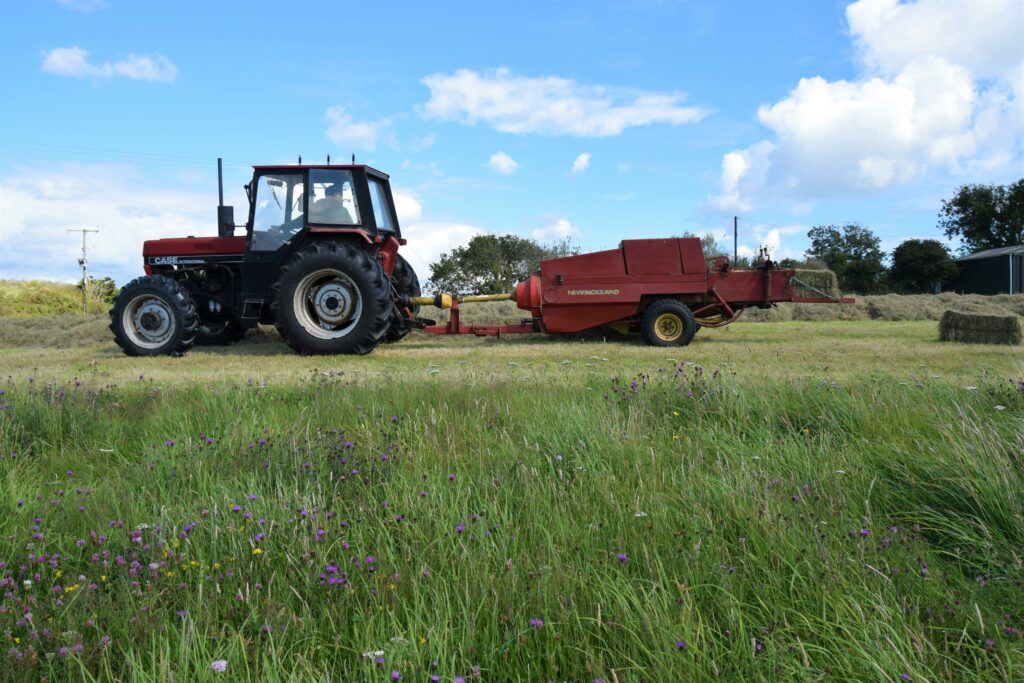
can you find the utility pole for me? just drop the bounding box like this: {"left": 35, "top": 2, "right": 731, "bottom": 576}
{"left": 67, "top": 228, "right": 99, "bottom": 312}
{"left": 733, "top": 216, "right": 738, "bottom": 264}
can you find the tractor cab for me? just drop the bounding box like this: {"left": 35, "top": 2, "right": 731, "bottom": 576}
{"left": 236, "top": 165, "right": 403, "bottom": 249}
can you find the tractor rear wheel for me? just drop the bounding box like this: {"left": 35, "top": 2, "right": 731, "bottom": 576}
{"left": 109, "top": 275, "right": 198, "bottom": 356}
{"left": 272, "top": 241, "right": 392, "bottom": 355}
{"left": 640, "top": 299, "right": 697, "bottom": 347}
{"left": 384, "top": 253, "right": 421, "bottom": 343}
{"left": 195, "top": 320, "right": 246, "bottom": 346}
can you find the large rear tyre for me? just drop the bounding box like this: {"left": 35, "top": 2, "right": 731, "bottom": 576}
{"left": 195, "top": 320, "right": 246, "bottom": 346}
{"left": 384, "top": 253, "right": 421, "bottom": 343}
{"left": 640, "top": 299, "right": 697, "bottom": 347}
{"left": 272, "top": 241, "right": 392, "bottom": 355}
{"left": 109, "top": 275, "right": 198, "bottom": 356}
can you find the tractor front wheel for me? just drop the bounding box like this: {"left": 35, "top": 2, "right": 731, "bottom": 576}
{"left": 640, "top": 299, "right": 697, "bottom": 347}
{"left": 109, "top": 275, "right": 199, "bottom": 356}
{"left": 272, "top": 241, "right": 392, "bottom": 355}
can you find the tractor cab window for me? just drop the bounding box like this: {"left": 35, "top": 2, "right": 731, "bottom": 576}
{"left": 251, "top": 173, "right": 305, "bottom": 251}
{"left": 367, "top": 178, "right": 394, "bottom": 232}
{"left": 309, "top": 170, "right": 360, "bottom": 225}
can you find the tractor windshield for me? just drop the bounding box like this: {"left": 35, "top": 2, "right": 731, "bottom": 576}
{"left": 251, "top": 173, "right": 305, "bottom": 251}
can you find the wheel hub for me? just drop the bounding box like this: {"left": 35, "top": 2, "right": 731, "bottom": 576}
{"left": 123, "top": 295, "right": 176, "bottom": 349}
{"left": 654, "top": 313, "right": 682, "bottom": 342}
{"left": 311, "top": 281, "right": 355, "bottom": 325}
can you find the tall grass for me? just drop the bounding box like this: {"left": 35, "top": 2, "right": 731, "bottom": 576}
{"left": 1, "top": 362, "right": 1021, "bottom": 681}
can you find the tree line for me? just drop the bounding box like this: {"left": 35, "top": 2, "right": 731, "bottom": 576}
{"left": 429, "top": 180, "right": 1022, "bottom": 295}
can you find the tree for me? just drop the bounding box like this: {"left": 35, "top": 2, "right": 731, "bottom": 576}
{"left": 805, "top": 224, "right": 886, "bottom": 293}
{"left": 888, "top": 239, "right": 958, "bottom": 293}
{"left": 428, "top": 234, "right": 579, "bottom": 294}
{"left": 78, "top": 276, "right": 119, "bottom": 304}
{"left": 939, "top": 180, "right": 1024, "bottom": 254}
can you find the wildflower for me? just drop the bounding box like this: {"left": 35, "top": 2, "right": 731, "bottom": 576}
{"left": 252, "top": 548, "right": 263, "bottom": 556}
{"left": 210, "top": 659, "right": 228, "bottom": 672}
{"left": 455, "top": 523, "right": 465, "bottom": 534}
{"left": 900, "top": 675, "right": 911, "bottom": 682}
{"left": 529, "top": 618, "right": 543, "bottom": 629}
{"left": 256, "top": 532, "right": 265, "bottom": 542}
{"left": 616, "top": 553, "right": 629, "bottom": 563}
{"left": 375, "top": 656, "right": 385, "bottom": 666}
{"left": 984, "top": 639, "right": 995, "bottom": 650}
{"left": 676, "top": 639, "right": 687, "bottom": 650}
{"left": 448, "top": 473, "right": 456, "bottom": 481}
{"left": 391, "top": 671, "right": 400, "bottom": 680}
{"left": 860, "top": 528, "right": 870, "bottom": 537}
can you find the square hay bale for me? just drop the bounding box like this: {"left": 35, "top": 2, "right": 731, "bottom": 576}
{"left": 791, "top": 269, "right": 840, "bottom": 299}
{"left": 938, "top": 310, "right": 1023, "bottom": 345}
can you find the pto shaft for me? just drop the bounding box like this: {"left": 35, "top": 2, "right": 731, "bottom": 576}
{"left": 407, "top": 292, "right": 513, "bottom": 310}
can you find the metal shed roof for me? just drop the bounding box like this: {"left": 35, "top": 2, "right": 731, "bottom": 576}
{"left": 955, "top": 245, "right": 1024, "bottom": 261}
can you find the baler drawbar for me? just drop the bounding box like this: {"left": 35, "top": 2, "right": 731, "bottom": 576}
{"left": 406, "top": 237, "right": 852, "bottom": 347}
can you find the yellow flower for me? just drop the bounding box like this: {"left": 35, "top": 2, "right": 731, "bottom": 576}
{"left": 673, "top": 411, "right": 680, "bottom": 416}
{"left": 388, "top": 583, "right": 396, "bottom": 591}
{"left": 100, "top": 575, "right": 107, "bottom": 582}
{"left": 13, "top": 638, "right": 20, "bottom": 644}
{"left": 419, "top": 636, "right": 427, "bottom": 645}
{"left": 55, "top": 570, "right": 62, "bottom": 578}
{"left": 252, "top": 548, "right": 263, "bottom": 556}
{"left": 673, "top": 435, "right": 680, "bottom": 440}
{"left": 165, "top": 571, "right": 175, "bottom": 577}
{"left": 190, "top": 561, "right": 199, "bottom": 567}
{"left": 213, "top": 562, "right": 221, "bottom": 570}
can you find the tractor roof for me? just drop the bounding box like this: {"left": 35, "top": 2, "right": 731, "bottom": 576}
{"left": 251, "top": 164, "right": 390, "bottom": 179}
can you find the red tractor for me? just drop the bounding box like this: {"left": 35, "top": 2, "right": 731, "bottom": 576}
{"left": 110, "top": 161, "right": 422, "bottom": 356}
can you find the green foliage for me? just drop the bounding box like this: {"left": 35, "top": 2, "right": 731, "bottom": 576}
{"left": 889, "top": 239, "right": 959, "bottom": 293}
{"left": 805, "top": 224, "right": 886, "bottom": 293}
{"left": 77, "top": 276, "right": 120, "bottom": 305}
{"left": 939, "top": 179, "right": 1024, "bottom": 254}
{"left": 0, "top": 279, "right": 113, "bottom": 317}
{"left": 428, "top": 234, "right": 579, "bottom": 294}
{"left": 0, "top": 355, "right": 1021, "bottom": 681}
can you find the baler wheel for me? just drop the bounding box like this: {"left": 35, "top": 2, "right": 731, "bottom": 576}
{"left": 271, "top": 241, "right": 393, "bottom": 355}
{"left": 641, "top": 299, "right": 697, "bottom": 347}
{"left": 383, "top": 253, "right": 421, "bottom": 343}
{"left": 109, "top": 275, "right": 199, "bottom": 357}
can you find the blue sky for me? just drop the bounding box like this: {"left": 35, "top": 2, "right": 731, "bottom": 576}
{"left": 1, "top": 0, "right": 1022, "bottom": 286}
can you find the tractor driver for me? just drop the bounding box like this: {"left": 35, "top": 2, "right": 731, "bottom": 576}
{"left": 308, "top": 183, "right": 355, "bottom": 225}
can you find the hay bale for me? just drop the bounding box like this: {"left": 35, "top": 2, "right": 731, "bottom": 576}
{"left": 938, "top": 310, "right": 1023, "bottom": 345}
{"left": 791, "top": 269, "right": 840, "bottom": 299}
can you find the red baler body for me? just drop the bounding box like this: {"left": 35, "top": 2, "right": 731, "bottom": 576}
{"left": 425, "top": 237, "right": 848, "bottom": 338}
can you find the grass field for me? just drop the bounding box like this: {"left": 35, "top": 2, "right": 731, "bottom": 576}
{"left": 1, "top": 320, "right": 1022, "bottom": 681}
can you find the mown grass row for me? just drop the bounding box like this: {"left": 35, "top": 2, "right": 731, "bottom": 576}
{"left": 0, "top": 366, "right": 1022, "bottom": 681}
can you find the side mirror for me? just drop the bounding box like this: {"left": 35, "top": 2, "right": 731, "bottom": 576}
{"left": 218, "top": 206, "right": 235, "bottom": 237}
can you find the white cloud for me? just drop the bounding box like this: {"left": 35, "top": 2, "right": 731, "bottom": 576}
{"left": 487, "top": 151, "right": 519, "bottom": 175}
{"left": 398, "top": 221, "right": 486, "bottom": 289}
{"left": 846, "top": 0, "right": 1023, "bottom": 80}
{"left": 53, "top": 0, "right": 108, "bottom": 11}
{"left": 421, "top": 67, "right": 707, "bottom": 136}
{"left": 0, "top": 164, "right": 213, "bottom": 282}
{"left": 531, "top": 214, "right": 580, "bottom": 242}
{"left": 324, "top": 106, "right": 392, "bottom": 151}
{"left": 709, "top": 0, "right": 1023, "bottom": 210}
{"left": 41, "top": 46, "right": 178, "bottom": 82}
{"left": 570, "top": 153, "right": 591, "bottom": 175}
{"left": 391, "top": 189, "right": 423, "bottom": 223}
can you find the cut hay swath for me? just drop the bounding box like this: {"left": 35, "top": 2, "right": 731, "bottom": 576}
{"left": 791, "top": 269, "right": 841, "bottom": 299}
{"left": 938, "top": 309, "right": 1023, "bottom": 345}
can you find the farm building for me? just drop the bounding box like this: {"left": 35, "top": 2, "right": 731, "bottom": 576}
{"left": 951, "top": 245, "right": 1024, "bottom": 295}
